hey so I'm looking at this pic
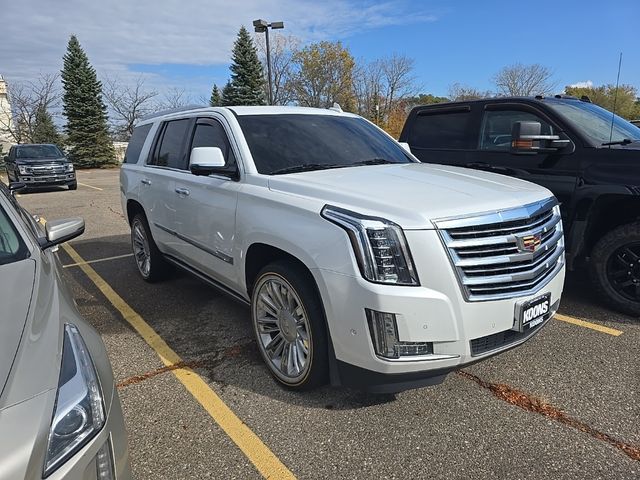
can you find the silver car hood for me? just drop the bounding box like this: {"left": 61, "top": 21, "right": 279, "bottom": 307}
{"left": 0, "top": 259, "right": 35, "bottom": 399}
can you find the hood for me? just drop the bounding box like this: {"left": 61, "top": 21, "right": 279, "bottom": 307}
{"left": 0, "top": 259, "right": 35, "bottom": 399}
{"left": 16, "top": 158, "right": 67, "bottom": 165}
{"left": 267, "top": 163, "right": 552, "bottom": 229}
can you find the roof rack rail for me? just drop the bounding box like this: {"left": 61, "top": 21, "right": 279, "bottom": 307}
{"left": 140, "top": 104, "right": 209, "bottom": 121}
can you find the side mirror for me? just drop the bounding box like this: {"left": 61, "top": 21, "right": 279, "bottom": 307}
{"left": 190, "top": 147, "right": 226, "bottom": 176}
{"left": 41, "top": 217, "right": 85, "bottom": 249}
{"left": 398, "top": 142, "right": 412, "bottom": 154}
{"left": 511, "top": 121, "right": 571, "bottom": 154}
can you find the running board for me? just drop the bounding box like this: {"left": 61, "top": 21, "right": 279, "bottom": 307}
{"left": 163, "top": 255, "right": 250, "bottom": 307}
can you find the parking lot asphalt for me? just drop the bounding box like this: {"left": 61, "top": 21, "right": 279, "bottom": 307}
{"left": 8, "top": 169, "right": 639, "bottom": 479}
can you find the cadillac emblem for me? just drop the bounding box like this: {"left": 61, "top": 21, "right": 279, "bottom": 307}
{"left": 517, "top": 233, "right": 542, "bottom": 253}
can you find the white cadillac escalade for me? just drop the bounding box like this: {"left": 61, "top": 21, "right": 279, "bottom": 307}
{"left": 120, "top": 106, "right": 565, "bottom": 393}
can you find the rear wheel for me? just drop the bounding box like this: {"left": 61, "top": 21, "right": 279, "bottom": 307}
{"left": 131, "top": 213, "right": 169, "bottom": 282}
{"left": 251, "top": 261, "right": 329, "bottom": 390}
{"left": 590, "top": 222, "right": 640, "bottom": 316}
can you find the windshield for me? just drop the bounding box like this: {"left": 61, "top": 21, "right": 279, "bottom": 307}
{"left": 16, "top": 144, "right": 63, "bottom": 159}
{"left": 0, "top": 204, "right": 29, "bottom": 266}
{"left": 547, "top": 100, "right": 640, "bottom": 146}
{"left": 237, "top": 114, "right": 414, "bottom": 175}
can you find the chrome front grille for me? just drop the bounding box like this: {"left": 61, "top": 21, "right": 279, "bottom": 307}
{"left": 434, "top": 198, "right": 565, "bottom": 301}
{"left": 30, "top": 164, "right": 66, "bottom": 176}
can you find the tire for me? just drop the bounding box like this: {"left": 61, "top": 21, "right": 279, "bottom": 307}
{"left": 251, "top": 260, "right": 329, "bottom": 390}
{"left": 589, "top": 221, "right": 640, "bottom": 316}
{"left": 130, "top": 213, "right": 169, "bottom": 282}
{"left": 68, "top": 181, "right": 78, "bottom": 190}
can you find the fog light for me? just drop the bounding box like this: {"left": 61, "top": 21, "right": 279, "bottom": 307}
{"left": 95, "top": 440, "right": 114, "bottom": 480}
{"left": 366, "top": 309, "right": 433, "bottom": 359}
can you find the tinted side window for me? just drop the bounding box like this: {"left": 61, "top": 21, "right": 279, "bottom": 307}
{"left": 153, "top": 119, "right": 190, "bottom": 169}
{"left": 480, "top": 110, "right": 554, "bottom": 151}
{"left": 124, "top": 124, "right": 152, "bottom": 164}
{"left": 408, "top": 110, "right": 474, "bottom": 150}
{"left": 190, "top": 121, "right": 237, "bottom": 171}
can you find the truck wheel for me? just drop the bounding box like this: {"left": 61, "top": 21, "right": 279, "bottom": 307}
{"left": 68, "top": 181, "right": 78, "bottom": 190}
{"left": 251, "top": 261, "right": 329, "bottom": 390}
{"left": 589, "top": 222, "right": 640, "bottom": 316}
{"left": 130, "top": 213, "right": 169, "bottom": 282}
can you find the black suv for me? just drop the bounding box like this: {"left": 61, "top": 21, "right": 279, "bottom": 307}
{"left": 4, "top": 144, "right": 77, "bottom": 190}
{"left": 400, "top": 96, "right": 640, "bottom": 315}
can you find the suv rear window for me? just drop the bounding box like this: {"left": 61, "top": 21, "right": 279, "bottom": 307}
{"left": 407, "top": 109, "right": 474, "bottom": 150}
{"left": 150, "top": 119, "right": 190, "bottom": 169}
{"left": 124, "top": 124, "right": 152, "bottom": 164}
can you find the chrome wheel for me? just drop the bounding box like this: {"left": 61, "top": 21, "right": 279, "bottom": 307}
{"left": 252, "top": 274, "right": 312, "bottom": 383}
{"left": 132, "top": 218, "right": 151, "bottom": 278}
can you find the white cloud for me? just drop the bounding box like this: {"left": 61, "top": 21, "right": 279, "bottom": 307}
{"left": 568, "top": 80, "right": 594, "bottom": 88}
{"left": 0, "top": 0, "right": 436, "bottom": 90}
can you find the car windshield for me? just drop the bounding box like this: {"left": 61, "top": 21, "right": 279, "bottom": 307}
{"left": 0, "top": 203, "right": 29, "bottom": 266}
{"left": 236, "top": 114, "right": 414, "bottom": 175}
{"left": 16, "top": 145, "right": 63, "bottom": 159}
{"left": 547, "top": 100, "right": 640, "bottom": 146}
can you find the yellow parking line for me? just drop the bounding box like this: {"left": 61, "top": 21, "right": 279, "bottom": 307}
{"left": 78, "top": 182, "right": 103, "bottom": 191}
{"left": 554, "top": 313, "right": 623, "bottom": 336}
{"left": 63, "top": 252, "right": 133, "bottom": 268}
{"left": 62, "top": 243, "right": 296, "bottom": 480}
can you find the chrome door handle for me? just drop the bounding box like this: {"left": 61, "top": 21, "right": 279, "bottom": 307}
{"left": 175, "top": 187, "right": 190, "bottom": 196}
{"left": 141, "top": 178, "right": 151, "bottom": 185}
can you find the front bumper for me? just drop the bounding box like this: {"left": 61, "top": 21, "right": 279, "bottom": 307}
{"left": 314, "top": 229, "right": 565, "bottom": 393}
{"left": 17, "top": 173, "right": 76, "bottom": 186}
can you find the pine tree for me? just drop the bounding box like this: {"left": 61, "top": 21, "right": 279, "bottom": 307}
{"left": 209, "top": 84, "right": 222, "bottom": 106}
{"left": 32, "top": 105, "right": 62, "bottom": 145}
{"left": 224, "top": 27, "right": 266, "bottom": 106}
{"left": 61, "top": 35, "right": 115, "bottom": 168}
{"left": 221, "top": 81, "right": 234, "bottom": 106}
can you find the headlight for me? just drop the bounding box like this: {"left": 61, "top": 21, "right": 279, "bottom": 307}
{"left": 18, "top": 165, "right": 30, "bottom": 175}
{"left": 65, "top": 163, "right": 75, "bottom": 173}
{"left": 43, "top": 324, "right": 105, "bottom": 477}
{"left": 322, "top": 205, "right": 419, "bottom": 285}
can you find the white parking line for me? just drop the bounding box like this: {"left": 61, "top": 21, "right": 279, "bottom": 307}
{"left": 78, "top": 182, "right": 103, "bottom": 191}
{"left": 63, "top": 253, "right": 133, "bottom": 268}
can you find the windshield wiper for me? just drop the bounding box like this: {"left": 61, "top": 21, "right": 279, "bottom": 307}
{"left": 602, "top": 138, "right": 634, "bottom": 146}
{"left": 350, "top": 158, "right": 395, "bottom": 166}
{"left": 270, "top": 163, "right": 343, "bottom": 175}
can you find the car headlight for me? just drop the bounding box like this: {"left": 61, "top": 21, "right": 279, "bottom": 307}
{"left": 18, "top": 165, "right": 30, "bottom": 175}
{"left": 65, "top": 163, "right": 75, "bottom": 173}
{"left": 322, "top": 205, "right": 419, "bottom": 285}
{"left": 43, "top": 324, "right": 105, "bottom": 477}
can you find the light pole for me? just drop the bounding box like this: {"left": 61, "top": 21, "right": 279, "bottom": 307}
{"left": 253, "top": 19, "right": 284, "bottom": 105}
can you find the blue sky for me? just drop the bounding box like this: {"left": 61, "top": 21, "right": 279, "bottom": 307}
{"left": 2, "top": 0, "right": 639, "bottom": 100}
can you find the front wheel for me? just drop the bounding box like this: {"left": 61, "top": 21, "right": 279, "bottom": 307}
{"left": 251, "top": 261, "right": 329, "bottom": 390}
{"left": 590, "top": 222, "right": 640, "bottom": 316}
{"left": 68, "top": 181, "right": 78, "bottom": 190}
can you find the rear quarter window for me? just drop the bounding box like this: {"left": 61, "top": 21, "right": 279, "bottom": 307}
{"left": 123, "top": 123, "right": 153, "bottom": 164}
{"left": 408, "top": 109, "right": 475, "bottom": 150}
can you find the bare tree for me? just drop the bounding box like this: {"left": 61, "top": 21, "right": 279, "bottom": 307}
{"left": 379, "top": 54, "right": 418, "bottom": 120}
{"left": 256, "top": 34, "right": 299, "bottom": 105}
{"left": 0, "top": 73, "right": 60, "bottom": 143}
{"left": 448, "top": 83, "right": 492, "bottom": 101}
{"left": 353, "top": 54, "right": 418, "bottom": 126}
{"left": 352, "top": 59, "right": 384, "bottom": 121}
{"left": 493, "top": 63, "right": 556, "bottom": 96}
{"left": 159, "top": 87, "right": 194, "bottom": 110}
{"left": 103, "top": 75, "right": 158, "bottom": 140}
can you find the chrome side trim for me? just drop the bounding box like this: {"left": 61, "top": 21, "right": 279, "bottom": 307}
{"left": 153, "top": 222, "right": 234, "bottom": 265}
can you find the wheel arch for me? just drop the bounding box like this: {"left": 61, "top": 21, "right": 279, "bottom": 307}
{"left": 582, "top": 194, "right": 640, "bottom": 257}
{"left": 126, "top": 199, "right": 146, "bottom": 226}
